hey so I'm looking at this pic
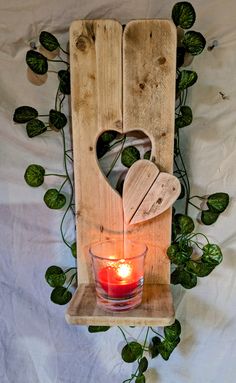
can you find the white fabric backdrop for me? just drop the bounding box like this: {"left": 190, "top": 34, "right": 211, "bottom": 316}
{"left": 0, "top": 0, "right": 236, "bottom": 382}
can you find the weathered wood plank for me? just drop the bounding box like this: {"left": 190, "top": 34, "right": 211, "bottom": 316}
{"left": 66, "top": 283, "right": 175, "bottom": 326}
{"left": 70, "top": 20, "right": 123, "bottom": 283}
{"left": 123, "top": 20, "right": 176, "bottom": 284}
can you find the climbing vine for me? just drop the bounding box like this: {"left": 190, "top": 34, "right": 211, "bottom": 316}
{"left": 13, "top": 2, "right": 229, "bottom": 382}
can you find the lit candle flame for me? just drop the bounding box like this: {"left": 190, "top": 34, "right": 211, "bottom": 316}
{"left": 117, "top": 262, "right": 132, "bottom": 279}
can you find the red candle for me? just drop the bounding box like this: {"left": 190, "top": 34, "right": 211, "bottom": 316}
{"left": 98, "top": 260, "right": 140, "bottom": 298}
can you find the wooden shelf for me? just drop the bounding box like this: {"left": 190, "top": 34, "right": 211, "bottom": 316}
{"left": 66, "top": 283, "right": 175, "bottom": 327}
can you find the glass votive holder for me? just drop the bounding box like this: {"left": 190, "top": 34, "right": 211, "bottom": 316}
{"left": 89, "top": 239, "right": 147, "bottom": 311}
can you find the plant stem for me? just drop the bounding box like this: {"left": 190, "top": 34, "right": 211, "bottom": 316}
{"left": 59, "top": 45, "right": 69, "bottom": 55}
{"left": 64, "top": 267, "right": 77, "bottom": 273}
{"left": 65, "top": 272, "right": 77, "bottom": 290}
{"left": 106, "top": 135, "right": 126, "bottom": 177}
{"left": 118, "top": 326, "right": 129, "bottom": 344}
{"left": 58, "top": 177, "right": 68, "bottom": 193}
{"left": 188, "top": 201, "right": 201, "bottom": 210}
{"left": 150, "top": 327, "right": 165, "bottom": 339}
{"left": 44, "top": 173, "right": 67, "bottom": 177}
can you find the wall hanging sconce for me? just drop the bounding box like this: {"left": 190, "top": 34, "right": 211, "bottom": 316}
{"left": 66, "top": 19, "right": 179, "bottom": 326}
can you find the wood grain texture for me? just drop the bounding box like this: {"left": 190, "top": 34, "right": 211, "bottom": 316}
{"left": 70, "top": 20, "right": 123, "bottom": 283}
{"left": 66, "top": 283, "right": 175, "bottom": 326}
{"left": 123, "top": 160, "right": 181, "bottom": 225}
{"left": 123, "top": 20, "right": 176, "bottom": 284}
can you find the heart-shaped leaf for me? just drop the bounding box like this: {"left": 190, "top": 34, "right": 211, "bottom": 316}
{"left": 49, "top": 109, "right": 67, "bottom": 130}
{"left": 149, "top": 336, "right": 161, "bottom": 359}
{"left": 71, "top": 242, "right": 77, "bottom": 258}
{"left": 143, "top": 150, "right": 151, "bottom": 160}
{"left": 26, "top": 118, "right": 47, "bottom": 138}
{"left": 121, "top": 342, "right": 142, "bottom": 363}
{"left": 201, "top": 244, "right": 223, "bottom": 266}
{"left": 26, "top": 50, "right": 48, "bottom": 75}
{"left": 13, "top": 106, "right": 38, "bottom": 123}
{"left": 171, "top": 267, "right": 197, "bottom": 289}
{"left": 186, "top": 260, "right": 215, "bottom": 277}
{"left": 138, "top": 357, "right": 148, "bottom": 374}
{"left": 39, "top": 31, "right": 59, "bottom": 52}
{"left": 201, "top": 210, "right": 219, "bottom": 225}
{"left": 172, "top": 2, "right": 196, "bottom": 29}
{"left": 44, "top": 189, "right": 66, "bottom": 209}
{"left": 176, "top": 70, "right": 198, "bottom": 92}
{"left": 88, "top": 326, "right": 110, "bottom": 333}
{"left": 158, "top": 337, "right": 180, "bottom": 361}
{"left": 58, "top": 70, "right": 71, "bottom": 95}
{"left": 135, "top": 375, "right": 146, "bottom": 383}
{"left": 24, "top": 164, "right": 45, "bottom": 187}
{"left": 207, "top": 192, "right": 229, "bottom": 213}
{"left": 167, "top": 243, "right": 192, "bottom": 265}
{"left": 45, "top": 265, "right": 66, "bottom": 287}
{"left": 182, "top": 31, "right": 206, "bottom": 56}
{"left": 164, "top": 319, "right": 181, "bottom": 341}
{"left": 175, "top": 106, "right": 192, "bottom": 129}
{"left": 121, "top": 146, "right": 140, "bottom": 168}
{"left": 50, "top": 286, "right": 72, "bottom": 305}
{"left": 174, "top": 214, "right": 195, "bottom": 234}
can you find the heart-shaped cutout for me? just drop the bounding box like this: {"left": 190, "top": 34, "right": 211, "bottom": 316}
{"left": 97, "top": 130, "right": 152, "bottom": 195}
{"left": 123, "top": 159, "right": 181, "bottom": 225}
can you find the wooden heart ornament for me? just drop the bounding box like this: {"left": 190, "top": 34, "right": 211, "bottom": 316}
{"left": 123, "top": 159, "right": 181, "bottom": 225}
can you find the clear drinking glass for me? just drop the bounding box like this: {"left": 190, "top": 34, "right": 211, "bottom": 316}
{"left": 89, "top": 239, "right": 147, "bottom": 311}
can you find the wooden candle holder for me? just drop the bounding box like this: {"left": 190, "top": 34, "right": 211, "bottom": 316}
{"left": 66, "top": 19, "right": 177, "bottom": 326}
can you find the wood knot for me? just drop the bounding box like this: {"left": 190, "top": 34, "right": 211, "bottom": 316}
{"left": 76, "top": 35, "right": 90, "bottom": 52}
{"left": 100, "top": 225, "right": 104, "bottom": 233}
{"left": 89, "top": 146, "right": 93, "bottom": 151}
{"left": 157, "top": 198, "right": 163, "bottom": 204}
{"left": 139, "top": 83, "right": 145, "bottom": 90}
{"left": 158, "top": 57, "right": 166, "bottom": 65}
{"left": 115, "top": 120, "right": 122, "bottom": 129}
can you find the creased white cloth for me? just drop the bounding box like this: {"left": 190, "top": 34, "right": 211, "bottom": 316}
{"left": 0, "top": 0, "right": 236, "bottom": 382}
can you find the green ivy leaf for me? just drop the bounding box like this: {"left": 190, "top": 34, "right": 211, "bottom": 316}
{"left": 50, "top": 286, "right": 72, "bottom": 305}
{"left": 71, "top": 242, "right": 77, "bottom": 258}
{"left": 158, "top": 337, "right": 180, "bottom": 361}
{"left": 143, "top": 150, "right": 151, "bottom": 160}
{"left": 171, "top": 267, "right": 197, "bottom": 289}
{"left": 182, "top": 31, "right": 206, "bottom": 56}
{"left": 135, "top": 375, "right": 146, "bottom": 383}
{"left": 176, "top": 46, "right": 186, "bottom": 68}
{"left": 149, "top": 336, "right": 161, "bottom": 359}
{"left": 26, "top": 118, "right": 47, "bottom": 138}
{"left": 164, "top": 319, "right": 181, "bottom": 341}
{"left": 58, "top": 70, "right": 71, "bottom": 95}
{"left": 175, "top": 106, "right": 193, "bottom": 129}
{"left": 24, "top": 164, "right": 45, "bottom": 187}
{"left": 138, "top": 357, "right": 148, "bottom": 374}
{"left": 175, "top": 214, "right": 195, "bottom": 234}
{"left": 88, "top": 326, "right": 110, "bottom": 333}
{"left": 202, "top": 244, "right": 223, "bottom": 266}
{"left": 49, "top": 109, "right": 67, "bottom": 130}
{"left": 39, "top": 31, "right": 59, "bottom": 52}
{"left": 13, "top": 106, "right": 38, "bottom": 123}
{"left": 207, "top": 192, "right": 229, "bottom": 213}
{"left": 176, "top": 70, "right": 198, "bottom": 92}
{"left": 201, "top": 210, "right": 219, "bottom": 225}
{"left": 172, "top": 2, "right": 196, "bottom": 29}
{"left": 45, "top": 265, "right": 66, "bottom": 287}
{"left": 121, "top": 146, "right": 140, "bottom": 168}
{"left": 26, "top": 50, "right": 48, "bottom": 75}
{"left": 121, "top": 342, "right": 143, "bottom": 363}
{"left": 167, "top": 244, "right": 192, "bottom": 265}
{"left": 44, "top": 189, "right": 66, "bottom": 209}
{"left": 186, "top": 260, "right": 215, "bottom": 277}
{"left": 100, "top": 130, "right": 117, "bottom": 144}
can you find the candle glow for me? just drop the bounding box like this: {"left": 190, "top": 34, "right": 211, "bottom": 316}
{"left": 116, "top": 261, "right": 132, "bottom": 279}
